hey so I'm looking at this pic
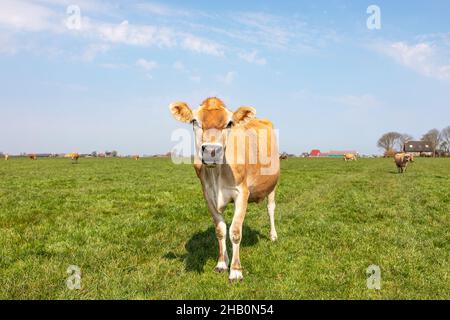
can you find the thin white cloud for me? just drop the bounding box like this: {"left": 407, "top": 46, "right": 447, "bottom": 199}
{"left": 135, "top": 2, "right": 190, "bottom": 17}
{"left": 0, "top": 0, "right": 60, "bottom": 32}
{"left": 416, "top": 32, "right": 450, "bottom": 48}
{"left": 91, "top": 20, "right": 176, "bottom": 48}
{"left": 238, "top": 50, "right": 266, "bottom": 65}
{"left": 35, "top": 0, "right": 117, "bottom": 13}
{"left": 82, "top": 43, "right": 109, "bottom": 61}
{"left": 226, "top": 11, "right": 339, "bottom": 52}
{"left": 374, "top": 41, "right": 450, "bottom": 80}
{"left": 135, "top": 58, "right": 157, "bottom": 81}
{"left": 0, "top": 0, "right": 341, "bottom": 62}
{"left": 0, "top": 1, "right": 225, "bottom": 58}
{"left": 181, "top": 34, "right": 224, "bottom": 57}
{"left": 136, "top": 58, "right": 158, "bottom": 71}
{"left": 89, "top": 21, "right": 223, "bottom": 56}
{"left": 233, "top": 12, "right": 291, "bottom": 49}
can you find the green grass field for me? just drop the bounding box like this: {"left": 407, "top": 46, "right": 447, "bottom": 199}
{"left": 0, "top": 157, "right": 449, "bottom": 299}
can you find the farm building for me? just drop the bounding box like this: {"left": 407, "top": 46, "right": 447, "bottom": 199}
{"left": 403, "top": 141, "right": 433, "bottom": 157}
{"left": 309, "top": 149, "right": 321, "bottom": 157}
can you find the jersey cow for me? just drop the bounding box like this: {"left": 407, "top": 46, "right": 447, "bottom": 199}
{"left": 394, "top": 152, "right": 413, "bottom": 173}
{"left": 71, "top": 153, "right": 80, "bottom": 163}
{"left": 344, "top": 153, "right": 357, "bottom": 161}
{"left": 65, "top": 152, "right": 80, "bottom": 163}
{"left": 169, "top": 97, "right": 280, "bottom": 282}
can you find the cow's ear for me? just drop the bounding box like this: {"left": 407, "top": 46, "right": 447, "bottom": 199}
{"left": 169, "top": 102, "right": 193, "bottom": 123}
{"left": 233, "top": 106, "right": 256, "bottom": 125}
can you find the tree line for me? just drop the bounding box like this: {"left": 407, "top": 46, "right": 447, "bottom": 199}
{"left": 377, "top": 126, "right": 450, "bottom": 157}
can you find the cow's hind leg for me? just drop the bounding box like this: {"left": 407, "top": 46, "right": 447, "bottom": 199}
{"left": 267, "top": 189, "right": 278, "bottom": 241}
{"left": 212, "top": 213, "right": 229, "bottom": 273}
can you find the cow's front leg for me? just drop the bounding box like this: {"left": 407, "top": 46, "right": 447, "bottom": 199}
{"left": 212, "top": 212, "right": 229, "bottom": 273}
{"left": 229, "top": 187, "right": 249, "bottom": 282}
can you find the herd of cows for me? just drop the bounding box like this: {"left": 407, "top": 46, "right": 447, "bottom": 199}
{"left": 282, "top": 152, "right": 413, "bottom": 174}
{"left": 3, "top": 153, "right": 142, "bottom": 162}
{"left": 2, "top": 151, "right": 414, "bottom": 173}
{"left": 25, "top": 153, "right": 80, "bottom": 162}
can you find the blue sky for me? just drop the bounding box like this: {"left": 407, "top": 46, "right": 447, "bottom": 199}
{"left": 0, "top": 0, "right": 449, "bottom": 155}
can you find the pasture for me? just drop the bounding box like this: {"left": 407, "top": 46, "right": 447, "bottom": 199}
{"left": 0, "top": 157, "right": 449, "bottom": 299}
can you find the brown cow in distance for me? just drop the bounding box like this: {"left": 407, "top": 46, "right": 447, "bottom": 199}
{"left": 279, "top": 152, "right": 288, "bottom": 160}
{"left": 394, "top": 153, "right": 413, "bottom": 173}
{"left": 344, "top": 153, "right": 357, "bottom": 161}
{"left": 29, "top": 154, "right": 37, "bottom": 160}
{"left": 65, "top": 152, "right": 80, "bottom": 163}
{"left": 71, "top": 153, "right": 80, "bottom": 163}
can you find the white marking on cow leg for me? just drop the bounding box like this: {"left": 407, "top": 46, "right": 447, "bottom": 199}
{"left": 267, "top": 189, "right": 278, "bottom": 241}
{"left": 215, "top": 261, "right": 228, "bottom": 273}
{"left": 213, "top": 217, "right": 228, "bottom": 273}
{"left": 229, "top": 236, "right": 242, "bottom": 281}
{"left": 229, "top": 227, "right": 243, "bottom": 281}
{"left": 229, "top": 188, "right": 248, "bottom": 282}
{"left": 229, "top": 268, "right": 243, "bottom": 282}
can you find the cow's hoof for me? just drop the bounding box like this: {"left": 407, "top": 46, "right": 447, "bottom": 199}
{"left": 270, "top": 231, "right": 278, "bottom": 242}
{"left": 214, "top": 262, "right": 228, "bottom": 273}
{"left": 229, "top": 269, "right": 243, "bottom": 282}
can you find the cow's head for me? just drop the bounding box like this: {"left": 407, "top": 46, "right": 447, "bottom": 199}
{"left": 404, "top": 153, "right": 412, "bottom": 162}
{"left": 169, "top": 97, "right": 255, "bottom": 166}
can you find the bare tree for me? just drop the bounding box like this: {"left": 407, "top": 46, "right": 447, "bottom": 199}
{"left": 440, "top": 126, "right": 450, "bottom": 154}
{"left": 377, "top": 132, "right": 402, "bottom": 152}
{"left": 399, "top": 133, "right": 414, "bottom": 151}
{"left": 421, "top": 129, "right": 441, "bottom": 157}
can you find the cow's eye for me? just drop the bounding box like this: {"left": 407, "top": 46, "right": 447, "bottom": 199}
{"left": 226, "top": 121, "right": 233, "bottom": 129}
